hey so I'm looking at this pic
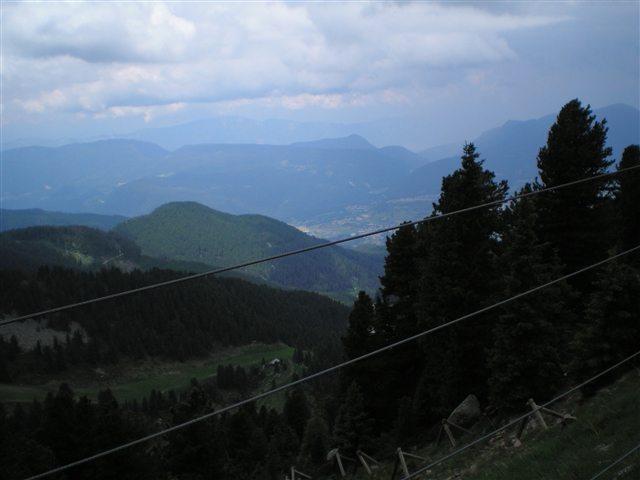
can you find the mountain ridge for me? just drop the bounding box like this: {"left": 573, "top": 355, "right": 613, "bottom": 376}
{"left": 112, "top": 201, "right": 383, "bottom": 299}
{"left": 3, "top": 103, "right": 637, "bottom": 242}
{"left": 0, "top": 208, "right": 128, "bottom": 233}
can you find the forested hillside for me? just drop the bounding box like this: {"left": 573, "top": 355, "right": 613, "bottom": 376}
{"left": 112, "top": 202, "right": 383, "bottom": 299}
{"left": 0, "top": 225, "right": 142, "bottom": 273}
{"left": 0, "top": 266, "right": 350, "bottom": 378}
{"left": 0, "top": 224, "right": 292, "bottom": 290}
{"left": 0, "top": 262, "right": 350, "bottom": 480}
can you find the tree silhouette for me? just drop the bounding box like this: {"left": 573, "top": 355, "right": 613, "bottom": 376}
{"left": 534, "top": 99, "right": 614, "bottom": 293}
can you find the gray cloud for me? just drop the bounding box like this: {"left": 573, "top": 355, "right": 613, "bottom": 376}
{"left": 2, "top": 1, "right": 637, "bottom": 146}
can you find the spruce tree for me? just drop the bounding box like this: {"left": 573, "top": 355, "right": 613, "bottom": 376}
{"left": 486, "top": 186, "right": 575, "bottom": 411}
{"left": 223, "top": 408, "right": 268, "bottom": 478}
{"left": 163, "top": 388, "right": 221, "bottom": 479}
{"left": 361, "top": 223, "right": 426, "bottom": 429}
{"left": 340, "top": 288, "right": 420, "bottom": 431}
{"left": 415, "top": 142, "right": 508, "bottom": 415}
{"left": 297, "top": 406, "right": 331, "bottom": 468}
{"left": 569, "top": 257, "right": 640, "bottom": 396}
{"left": 377, "top": 222, "right": 423, "bottom": 361}
{"left": 262, "top": 422, "right": 300, "bottom": 479}
{"left": 379, "top": 222, "right": 420, "bottom": 324}
{"left": 341, "top": 291, "right": 376, "bottom": 360}
{"left": 614, "top": 144, "right": 640, "bottom": 263}
{"left": 332, "top": 382, "right": 374, "bottom": 455}
{"left": 283, "top": 386, "right": 311, "bottom": 441}
{"left": 534, "top": 99, "right": 614, "bottom": 291}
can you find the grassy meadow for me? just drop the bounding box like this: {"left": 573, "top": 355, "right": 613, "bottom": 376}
{"left": 0, "top": 343, "right": 295, "bottom": 405}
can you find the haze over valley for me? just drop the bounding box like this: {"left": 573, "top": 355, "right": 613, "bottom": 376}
{"left": 4, "top": 103, "right": 638, "bottom": 244}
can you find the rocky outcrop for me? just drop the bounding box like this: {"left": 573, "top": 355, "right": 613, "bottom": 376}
{"left": 447, "top": 394, "right": 481, "bottom": 429}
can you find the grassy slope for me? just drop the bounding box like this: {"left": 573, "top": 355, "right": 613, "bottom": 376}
{"left": 342, "top": 371, "right": 639, "bottom": 480}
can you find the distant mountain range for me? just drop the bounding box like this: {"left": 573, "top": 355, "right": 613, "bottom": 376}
{"left": 1, "top": 136, "right": 418, "bottom": 221}
{"left": 405, "top": 103, "right": 640, "bottom": 195}
{"left": 3, "top": 103, "right": 637, "bottom": 241}
{"left": 1, "top": 115, "right": 435, "bottom": 152}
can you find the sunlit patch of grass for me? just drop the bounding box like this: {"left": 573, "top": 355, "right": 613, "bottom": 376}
{"left": 65, "top": 249, "right": 95, "bottom": 266}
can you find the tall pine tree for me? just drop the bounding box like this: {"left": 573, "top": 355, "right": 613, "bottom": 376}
{"left": 486, "top": 185, "right": 575, "bottom": 411}
{"left": 534, "top": 99, "right": 614, "bottom": 292}
{"left": 569, "top": 257, "right": 640, "bottom": 396}
{"left": 415, "top": 142, "right": 508, "bottom": 416}
{"left": 340, "top": 290, "right": 409, "bottom": 431}
{"left": 614, "top": 144, "right": 640, "bottom": 264}
{"left": 163, "top": 387, "right": 222, "bottom": 479}
{"left": 332, "top": 382, "right": 374, "bottom": 456}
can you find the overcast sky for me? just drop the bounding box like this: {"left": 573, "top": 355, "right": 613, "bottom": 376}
{"left": 2, "top": 1, "right": 638, "bottom": 148}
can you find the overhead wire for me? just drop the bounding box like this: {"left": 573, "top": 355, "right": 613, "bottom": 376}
{"left": 23, "top": 245, "right": 640, "bottom": 480}
{"left": 588, "top": 443, "right": 640, "bottom": 480}
{"left": 402, "top": 350, "right": 640, "bottom": 479}
{"left": 2, "top": 163, "right": 638, "bottom": 327}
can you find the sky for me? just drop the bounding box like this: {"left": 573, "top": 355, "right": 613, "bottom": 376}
{"left": 2, "top": 0, "right": 639, "bottom": 149}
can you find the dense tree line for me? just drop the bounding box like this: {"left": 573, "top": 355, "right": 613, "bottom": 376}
{"left": 0, "top": 379, "right": 372, "bottom": 480}
{"left": 0, "top": 266, "right": 350, "bottom": 381}
{"left": 340, "top": 99, "right": 640, "bottom": 439}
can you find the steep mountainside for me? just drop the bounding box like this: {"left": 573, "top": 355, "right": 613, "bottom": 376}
{"left": 1, "top": 265, "right": 351, "bottom": 368}
{"left": 112, "top": 202, "right": 383, "bottom": 298}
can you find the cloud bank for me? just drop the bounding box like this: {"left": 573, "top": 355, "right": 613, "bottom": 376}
{"left": 2, "top": 1, "right": 637, "bottom": 146}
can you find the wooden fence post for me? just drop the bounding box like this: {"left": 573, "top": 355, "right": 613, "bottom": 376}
{"left": 442, "top": 422, "right": 457, "bottom": 447}
{"left": 397, "top": 448, "right": 410, "bottom": 479}
{"left": 390, "top": 452, "right": 400, "bottom": 480}
{"left": 515, "top": 416, "right": 528, "bottom": 440}
{"left": 336, "top": 453, "right": 346, "bottom": 477}
{"left": 356, "top": 450, "right": 380, "bottom": 475}
{"left": 290, "top": 466, "right": 312, "bottom": 480}
{"left": 443, "top": 418, "right": 472, "bottom": 435}
{"left": 528, "top": 398, "right": 548, "bottom": 430}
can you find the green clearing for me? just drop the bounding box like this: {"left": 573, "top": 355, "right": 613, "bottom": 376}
{"left": 66, "top": 249, "right": 95, "bottom": 267}
{"left": 0, "top": 343, "right": 295, "bottom": 404}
